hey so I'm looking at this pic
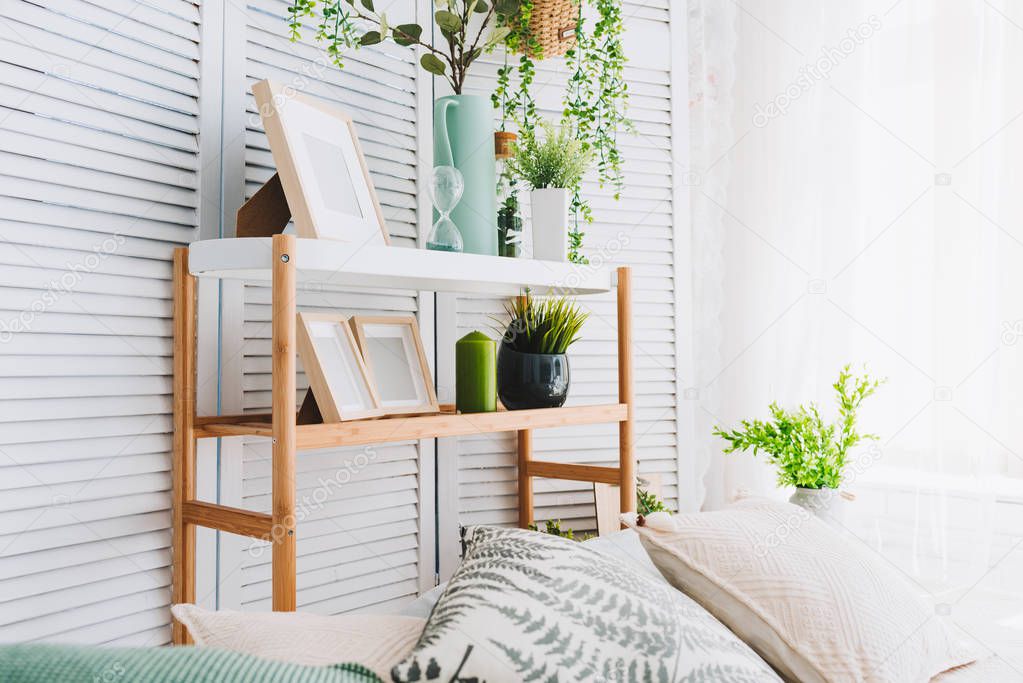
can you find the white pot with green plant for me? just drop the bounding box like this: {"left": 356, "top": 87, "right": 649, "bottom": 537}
{"left": 712, "top": 365, "right": 884, "bottom": 524}
{"left": 508, "top": 121, "right": 591, "bottom": 261}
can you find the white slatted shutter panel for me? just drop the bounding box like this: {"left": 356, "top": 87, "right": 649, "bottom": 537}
{"left": 450, "top": 0, "right": 680, "bottom": 535}
{"left": 0, "top": 0, "right": 201, "bottom": 644}
{"left": 235, "top": 0, "right": 431, "bottom": 613}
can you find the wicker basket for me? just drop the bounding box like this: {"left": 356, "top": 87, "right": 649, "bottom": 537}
{"left": 522, "top": 0, "right": 577, "bottom": 59}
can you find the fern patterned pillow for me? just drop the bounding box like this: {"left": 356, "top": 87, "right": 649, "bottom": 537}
{"left": 623, "top": 500, "right": 979, "bottom": 683}
{"left": 390, "top": 525, "right": 781, "bottom": 683}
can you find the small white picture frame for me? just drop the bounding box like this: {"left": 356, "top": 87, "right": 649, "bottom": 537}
{"left": 296, "top": 313, "right": 385, "bottom": 422}
{"left": 349, "top": 315, "right": 439, "bottom": 416}
{"left": 252, "top": 79, "right": 390, "bottom": 246}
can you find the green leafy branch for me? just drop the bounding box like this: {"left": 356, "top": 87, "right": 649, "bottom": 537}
{"left": 712, "top": 365, "right": 884, "bottom": 490}
{"left": 287, "top": 0, "right": 519, "bottom": 94}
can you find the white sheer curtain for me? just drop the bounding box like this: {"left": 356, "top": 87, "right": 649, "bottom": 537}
{"left": 686, "top": 0, "right": 737, "bottom": 511}
{"left": 690, "top": 0, "right": 1023, "bottom": 667}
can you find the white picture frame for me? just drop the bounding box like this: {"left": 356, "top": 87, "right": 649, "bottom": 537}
{"left": 349, "top": 315, "right": 439, "bottom": 416}
{"left": 252, "top": 79, "right": 390, "bottom": 246}
{"left": 296, "top": 313, "right": 385, "bottom": 422}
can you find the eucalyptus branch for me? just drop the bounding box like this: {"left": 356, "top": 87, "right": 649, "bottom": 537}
{"left": 468, "top": 2, "right": 499, "bottom": 57}
{"left": 350, "top": 6, "right": 445, "bottom": 57}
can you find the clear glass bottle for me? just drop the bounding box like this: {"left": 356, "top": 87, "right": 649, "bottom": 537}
{"left": 495, "top": 132, "right": 522, "bottom": 258}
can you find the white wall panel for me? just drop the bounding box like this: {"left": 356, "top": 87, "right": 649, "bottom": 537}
{"left": 228, "top": 0, "right": 435, "bottom": 613}
{"left": 0, "top": 0, "right": 685, "bottom": 636}
{"left": 0, "top": 0, "right": 202, "bottom": 645}
{"left": 444, "top": 0, "right": 684, "bottom": 552}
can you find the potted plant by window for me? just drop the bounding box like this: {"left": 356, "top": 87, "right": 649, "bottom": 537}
{"left": 712, "top": 365, "right": 884, "bottom": 523}
{"left": 495, "top": 291, "right": 588, "bottom": 409}
{"left": 508, "top": 121, "right": 591, "bottom": 261}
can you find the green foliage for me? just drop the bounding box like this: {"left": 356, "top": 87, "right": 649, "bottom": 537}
{"left": 493, "top": 1, "right": 541, "bottom": 131}
{"left": 507, "top": 121, "right": 591, "bottom": 190}
{"left": 713, "top": 365, "right": 885, "bottom": 489}
{"left": 531, "top": 482, "right": 669, "bottom": 542}
{"left": 392, "top": 23, "right": 422, "bottom": 46}
{"left": 563, "top": 0, "right": 630, "bottom": 199}
{"left": 287, "top": 0, "right": 629, "bottom": 263}
{"left": 637, "top": 487, "right": 666, "bottom": 514}
{"left": 287, "top": 0, "right": 521, "bottom": 93}
{"left": 419, "top": 53, "right": 446, "bottom": 76}
{"left": 495, "top": 0, "right": 630, "bottom": 264}
{"left": 528, "top": 519, "right": 575, "bottom": 540}
{"left": 568, "top": 225, "right": 588, "bottom": 264}
{"left": 497, "top": 290, "right": 588, "bottom": 355}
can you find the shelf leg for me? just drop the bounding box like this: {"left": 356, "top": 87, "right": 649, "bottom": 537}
{"left": 171, "top": 248, "right": 197, "bottom": 645}
{"left": 617, "top": 267, "right": 636, "bottom": 518}
{"left": 518, "top": 429, "right": 534, "bottom": 528}
{"left": 271, "top": 234, "right": 297, "bottom": 611}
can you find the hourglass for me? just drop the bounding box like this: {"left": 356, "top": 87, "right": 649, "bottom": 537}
{"left": 426, "top": 166, "right": 465, "bottom": 253}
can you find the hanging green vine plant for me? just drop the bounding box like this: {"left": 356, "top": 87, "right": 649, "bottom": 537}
{"left": 570, "top": 0, "right": 630, "bottom": 197}
{"left": 499, "top": 0, "right": 630, "bottom": 264}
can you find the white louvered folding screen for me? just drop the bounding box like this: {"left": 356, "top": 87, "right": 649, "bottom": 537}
{"left": 0, "top": 0, "right": 202, "bottom": 645}
{"left": 223, "top": 0, "right": 435, "bottom": 614}
{"left": 0, "top": 0, "right": 686, "bottom": 638}
{"left": 443, "top": 0, "right": 682, "bottom": 558}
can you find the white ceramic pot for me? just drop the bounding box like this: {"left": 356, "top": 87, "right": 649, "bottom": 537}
{"left": 789, "top": 486, "right": 845, "bottom": 527}
{"left": 530, "top": 188, "right": 570, "bottom": 261}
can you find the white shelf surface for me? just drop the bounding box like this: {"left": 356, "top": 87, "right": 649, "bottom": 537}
{"left": 188, "top": 238, "right": 613, "bottom": 296}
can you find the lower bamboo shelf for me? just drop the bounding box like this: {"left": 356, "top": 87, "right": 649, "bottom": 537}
{"left": 194, "top": 403, "right": 628, "bottom": 450}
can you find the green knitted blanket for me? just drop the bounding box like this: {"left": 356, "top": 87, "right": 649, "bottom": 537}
{"left": 0, "top": 645, "right": 383, "bottom": 683}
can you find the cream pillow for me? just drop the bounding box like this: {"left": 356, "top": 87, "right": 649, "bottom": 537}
{"left": 623, "top": 500, "right": 978, "bottom": 683}
{"left": 171, "top": 604, "right": 424, "bottom": 681}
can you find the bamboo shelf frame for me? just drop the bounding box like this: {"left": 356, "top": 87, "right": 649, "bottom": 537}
{"left": 170, "top": 234, "right": 635, "bottom": 644}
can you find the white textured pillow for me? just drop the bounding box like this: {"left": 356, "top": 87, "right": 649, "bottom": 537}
{"left": 171, "top": 604, "right": 423, "bottom": 681}
{"left": 623, "top": 500, "right": 978, "bottom": 683}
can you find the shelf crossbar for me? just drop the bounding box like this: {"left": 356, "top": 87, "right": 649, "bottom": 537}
{"left": 182, "top": 500, "right": 273, "bottom": 539}
{"left": 525, "top": 461, "right": 621, "bottom": 485}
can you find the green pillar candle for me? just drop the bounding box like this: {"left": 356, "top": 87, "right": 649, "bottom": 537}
{"left": 456, "top": 331, "right": 497, "bottom": 413}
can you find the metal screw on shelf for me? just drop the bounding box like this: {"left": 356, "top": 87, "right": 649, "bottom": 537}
{"left": 280, "top": 254, "right": 290, "bottom": 263}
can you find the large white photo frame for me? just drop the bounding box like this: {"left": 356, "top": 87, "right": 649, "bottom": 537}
{"left": 252, "top": 79, "right": 390, "bottom": 245}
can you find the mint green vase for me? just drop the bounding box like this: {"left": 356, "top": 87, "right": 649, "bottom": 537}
{"left": 434, "top": 95, "right": 497, "bottom": 256}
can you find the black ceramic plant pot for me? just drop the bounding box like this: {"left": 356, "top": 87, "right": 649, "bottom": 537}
{"left": 496, "top": 344, "right": 570, "bottom": 410}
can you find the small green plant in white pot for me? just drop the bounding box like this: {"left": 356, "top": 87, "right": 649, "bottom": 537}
{"left": 509, "top": 121, "right": 591, "bottom": 261}
{"left": 712, "top": 365, "right": 884, "bottom": 522}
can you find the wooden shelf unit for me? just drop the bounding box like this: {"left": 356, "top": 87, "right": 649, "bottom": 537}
{"left": 171, "top": 234, "right": 635, "bottom": 645}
